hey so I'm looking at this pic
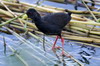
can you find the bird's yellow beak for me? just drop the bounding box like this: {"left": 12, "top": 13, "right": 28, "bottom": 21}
{"left": 22, "top": 14, "right": 28, "bottom": 20}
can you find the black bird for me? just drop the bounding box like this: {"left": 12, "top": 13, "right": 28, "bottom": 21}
{"left": 26, "top": 8, "right": 72, "bottom": 56}
{"left": 64, "top": 0, "right": 95, "bottom": 10}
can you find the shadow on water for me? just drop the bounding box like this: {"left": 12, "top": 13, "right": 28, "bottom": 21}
{"left": 0, "top": 0, "right": 100, "bottom": 66}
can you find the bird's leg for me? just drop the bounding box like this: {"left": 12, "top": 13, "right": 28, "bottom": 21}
{"left": 60, "top": 37, "right": 65, "bottom": 55}
{"left": 52, "top": 36, "right": 60, "bottom": 51}
{"left": 60, "top": 37, "right": 71, "bottom": 58}
{"left": 36, "top": 0, "right": 41, "bottom": 5}
{"left": 90, "top": 0, "right": 95, "bottom": 7}
{"left": 74, "top": 0, "right": 78, "bottom": 10}
{"left": 43, "top": 34, "right": 46, "bottom": 52}
{"left": 64, "top": 0, "right": 68, "bottom": 4}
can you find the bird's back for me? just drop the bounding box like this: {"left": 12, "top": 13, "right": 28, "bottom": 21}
{"left": 42, "top": 13, "right": 71, "bottom": 29}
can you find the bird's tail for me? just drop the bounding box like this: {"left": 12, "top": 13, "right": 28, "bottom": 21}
{"left": 68, "top": 12, "right": 72, "bottom": 16}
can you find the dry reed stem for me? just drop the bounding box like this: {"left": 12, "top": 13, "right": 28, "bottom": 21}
{"left": 0, "top": 0, "right": 25, "bottom": 26}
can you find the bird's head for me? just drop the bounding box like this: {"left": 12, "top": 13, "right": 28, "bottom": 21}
{"left": 26, "top": 8, "right": 41, "bottom": 21}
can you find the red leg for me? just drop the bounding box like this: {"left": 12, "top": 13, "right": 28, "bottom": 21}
{"left": 52, "top": 36, "right": 60, "bottom": 51}
{"left": 60, "top": 37, "right": 71, "bottom": 58}
{"left": 61, "top": 37, "right": 64, "bottom": 55}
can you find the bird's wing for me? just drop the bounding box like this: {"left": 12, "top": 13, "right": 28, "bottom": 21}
{"left": 42, "top": 13, "right": 71, "bottom": 28}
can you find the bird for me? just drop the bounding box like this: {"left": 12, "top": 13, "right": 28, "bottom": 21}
{"left": 64, "top": 0, "right": 95, "bottom": 10}
{"left": 26, "top": 8, "right": 72, "bottom": 56}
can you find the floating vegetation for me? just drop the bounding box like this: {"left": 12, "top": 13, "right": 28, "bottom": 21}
{"left": 0, "top": 0, "right": 100, "bottom": 66}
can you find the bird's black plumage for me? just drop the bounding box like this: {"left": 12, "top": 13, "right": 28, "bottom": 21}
{"left": 26, "top": 8, "right": 72, "bottom": 56}
{"left": 26, "top": 8, "right": 72, "bottom": 36}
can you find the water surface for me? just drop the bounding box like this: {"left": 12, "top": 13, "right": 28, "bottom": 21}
{"left": 0, "top": 0, "right": 100, "bottom": 66}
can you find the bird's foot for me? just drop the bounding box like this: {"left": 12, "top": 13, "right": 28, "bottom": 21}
{"left": 52, "top": 46, "right": 61, "bottom": 52}
{"left": 60, "top": 51, "right": 71, "bottom": 58}
{"left": 47, "top": 46, "right": 61, "bottom": 52}
{"left": 52, "top": 46, "right": 61, "bottom": 50}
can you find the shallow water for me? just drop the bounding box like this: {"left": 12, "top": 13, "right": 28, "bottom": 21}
{"left": 0, "top": 32, "right": 100, "bottom": 66}
{"left": 0, "top": 0, "right": 100, "bottom": 66}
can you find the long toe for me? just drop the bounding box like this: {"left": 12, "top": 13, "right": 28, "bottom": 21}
{"left": 60, "top": 52, "right": 72, "bottom": 58}
{"left": 52, "top": 46, "right": 61, "bottom": 50}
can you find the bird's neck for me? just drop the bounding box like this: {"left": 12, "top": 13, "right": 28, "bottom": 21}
{"left": 32, "top": 17, "right": 43, "bottom": 26}
{"left": 33, "top": 17, "right": 41, "bottom": 22}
